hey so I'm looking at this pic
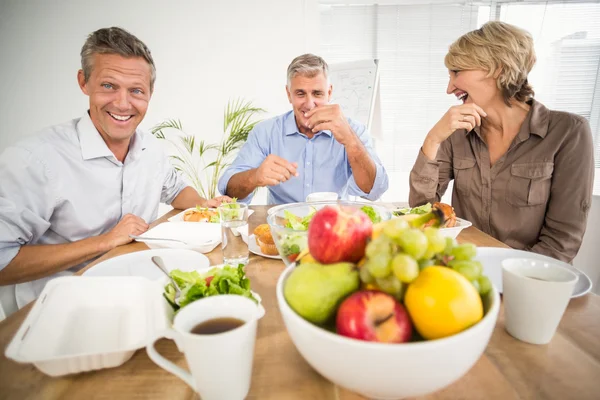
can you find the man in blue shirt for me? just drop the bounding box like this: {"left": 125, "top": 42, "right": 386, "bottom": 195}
{"left": 218, "top": 54, "right": 389, "bottom": 204}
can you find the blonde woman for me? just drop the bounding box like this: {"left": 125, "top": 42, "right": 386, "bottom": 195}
{"left": 409, "top": 21, "right": 594, "bottom": 263}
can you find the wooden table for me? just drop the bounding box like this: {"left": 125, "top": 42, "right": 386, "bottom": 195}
{"left": 1, "top": 206, "right": 599, "bottom": 399}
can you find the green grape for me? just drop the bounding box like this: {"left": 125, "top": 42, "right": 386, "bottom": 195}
{"left": 359, "top": 264, "right": 375, "bottom": 284}
{"left": 443, "top": 237, "right": 458, "bottom": 256}
{"left": 448, "top": 260, "right": 483, "bottom": 281}
{"left": 450, "top": 243, "right": 477, "bottom": 261}
{"left": 391, "top": 253, "right": 419, "bottom": 283}
{"left": 420, "top": 247, "right": 435, "bottom": 261}
{"left": 424, "top": 227, "right": 446, "bottom": 254}
{"left": 375, "top": 276, "right": 403, "bottom": 297}
{"left": 365, "top": 236, "right": 391, "bottom": 259}
{"left": 382, "top": 218, "right": 410, "bottom": 239}
{"left": 398, "top": 228, "right": 428, "bottom": 259}
{"left": 366, "top": 253, "right": 392, "bottom": 278}
{"left": 418, "top": 258, "right": 435, "bottom": 270}
{"left": 471, "top": 279, "right": 481, "bottom": 293}
{"left": 478, "top": 275, "right": 492, "bottom": 295}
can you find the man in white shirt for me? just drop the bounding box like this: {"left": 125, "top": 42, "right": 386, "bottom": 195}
{"left": 0, "top": 27, "right": 229, "bottom": 311}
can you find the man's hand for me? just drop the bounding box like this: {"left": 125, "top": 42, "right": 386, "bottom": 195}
{"left": 102, "top": 214, "right": 149, "bottom": 249}
{"left": 304, "top": 104, "right": 354, "bottom": 146}
{"left": 254, "top": 155, "right": 298, "bottom": 187}
{"left": 205, "top": 195, "right": 233, "bottom": 208}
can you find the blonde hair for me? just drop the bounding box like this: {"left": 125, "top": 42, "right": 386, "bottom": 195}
{"left": 445, "top": 21, "right": 536, "bottom": 105}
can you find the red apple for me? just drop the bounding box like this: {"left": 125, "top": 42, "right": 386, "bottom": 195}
{"left": 308, "top": 205, "right": 372, "bottom": 264}
{"left": 336, "top": 290, "right": 413, "bottom": 343}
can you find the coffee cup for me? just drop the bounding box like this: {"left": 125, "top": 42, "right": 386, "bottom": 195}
{"left": 502, "top": 258, "right": 577, "bottom": 345}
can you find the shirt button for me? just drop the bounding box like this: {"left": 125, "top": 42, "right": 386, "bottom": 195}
{"left": 307, "top": 162, "right": 311, "bottom": 165}
{"left": 305, "top": 184, "right": 309, "bottom": 187}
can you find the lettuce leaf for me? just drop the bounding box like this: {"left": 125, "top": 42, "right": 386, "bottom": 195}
{"left": 360, "top": 206, "right": 381, "bottom": 223}
{"left": 284, "top": 208, "right": 316, "bottom": 231}
{"left": 394, "top": 203, "right": 432, "bottom": 216}
{"left": 164, "top": 264, "right": 257, "bottom": 311}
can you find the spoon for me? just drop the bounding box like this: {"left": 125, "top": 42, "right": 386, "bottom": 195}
{"left": 151, "top": 256, "right": 181, "bottom": 306}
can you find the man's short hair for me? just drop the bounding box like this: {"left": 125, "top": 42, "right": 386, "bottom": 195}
{"left": 80, "top": 27, "right": 156, "bottom": 91}
{"left": 286, "top": 53, "right": 329, "bottom": 86}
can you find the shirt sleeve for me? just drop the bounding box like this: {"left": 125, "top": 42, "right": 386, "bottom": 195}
{"left": 346, "top": 122, "right": 389, "bottom": 201}
{"left": 217, "top": 126, "right": 268, "bottom": 204}
{"left": 0, "top": 147, "right": 54, "bottom": 270}
{"left": 529, "top": 118, "right": 595, "bottom": 262}
{"left": 409, "top": 140, "right": 454, "bottom": 207}
{"left": 159, "top": 150, "right": 188, "bottom": 205}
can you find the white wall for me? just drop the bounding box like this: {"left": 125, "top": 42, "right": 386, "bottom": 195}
{"left": 0, "top": 0, "right": 319, "bottom": 155}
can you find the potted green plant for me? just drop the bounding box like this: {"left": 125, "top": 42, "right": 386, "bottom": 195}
{"left": 152, "top": 98, "right": 266, "bottom": 199}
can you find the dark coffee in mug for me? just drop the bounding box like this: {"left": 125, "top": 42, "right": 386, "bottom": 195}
{"left": 190, "top": 317, "right": 245, "bottom": 335}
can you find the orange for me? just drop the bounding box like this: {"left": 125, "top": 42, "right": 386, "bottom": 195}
{"left": 404, "top": 266, "right": 483, "bottom": 340}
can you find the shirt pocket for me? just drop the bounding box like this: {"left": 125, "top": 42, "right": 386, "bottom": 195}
{"left": 452, "top": 157, "right": 477, "bottom": 196}
{"left": 506, "top": 162, "right": 554, "bottom": 206}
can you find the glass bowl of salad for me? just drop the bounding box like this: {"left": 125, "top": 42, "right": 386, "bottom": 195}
{"left": 266, "top": 201, "right": 392, "bottom": 266}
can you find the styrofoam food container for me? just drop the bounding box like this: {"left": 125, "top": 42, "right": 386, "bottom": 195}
{"left": 5, "top": 276, "right": 169, "bottom": 377}
{"left": 439, "top": 217, "right": 472, "bottom": 239}
{"left": 136, "top": 222, "right": 222, "bottom": 253}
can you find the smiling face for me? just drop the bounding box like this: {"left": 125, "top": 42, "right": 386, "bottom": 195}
{"left": 446, "top": 69, "right": 500, "bottom": 108}
{"left": 77, "top": 53, "right": 152, "bottom": 148}
{"left": 286, "top": 72, "right": 332, "bottom": 133}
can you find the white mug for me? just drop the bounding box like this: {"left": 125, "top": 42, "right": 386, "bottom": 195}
{"left": 502, "top": 258, "right": 578, "bottom": 345}
{"left": 306, "top": 191, "right": 338, "bottom": 202}
{"left": 147, "top": 295, "right": 259, "bottom": 399}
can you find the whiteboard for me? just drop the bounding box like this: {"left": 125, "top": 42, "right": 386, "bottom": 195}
{"left": 329, "top": 59, "right": 381, "bottom": 139}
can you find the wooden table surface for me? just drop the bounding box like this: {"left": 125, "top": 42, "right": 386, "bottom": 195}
{"left": 1, "top": 205, "right": 599, "bottom": 399}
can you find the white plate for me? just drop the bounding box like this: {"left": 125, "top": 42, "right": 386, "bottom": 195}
{"left": 248, "top": 234, "right": 282, "bottom": 260}
{"left": 135, "top": 222, "right": 221, "bottom": 253}
{"left": 475, "top": 247, "right": 593, "bottom": 298}
{"left": 168, "top": 208, "right": 255, "bottom": 223}
{"left": 82, "top": 249, "right": 210, "bottom": 280}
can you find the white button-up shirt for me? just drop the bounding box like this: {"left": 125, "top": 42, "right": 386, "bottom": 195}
{"left": 0, "top": 112, "right": 187, "bottom": 309}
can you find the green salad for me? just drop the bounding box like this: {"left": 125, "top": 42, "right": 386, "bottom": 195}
{"left": 360, "top": 205, "right": 381, "bottom": 223}
{"left": 393, "top": 203, "right": 432, "bottom": 217}
{"left": 218, "top": 198, "right": 243, "bottom": 221}
{"left": 164, "top": 264, "right": 257, "bottom": 311}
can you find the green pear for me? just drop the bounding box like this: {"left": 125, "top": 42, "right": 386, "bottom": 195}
{"left": 284, "top": 262, "right": 359, "bottom": 325}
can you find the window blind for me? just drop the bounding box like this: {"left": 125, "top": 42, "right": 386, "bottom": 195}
{"left": 320, "top": 0, "right": 600, "bottom": 199}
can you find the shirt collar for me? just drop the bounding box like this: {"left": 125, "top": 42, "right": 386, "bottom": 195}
{"left": 283, "top": 110, "right": 332, "bottom": 137}
{"left": 469, "top": 98, "right": 548, "bottom": 142}
{"left": 77, "top": 111, "right": 146, "bottom": 161}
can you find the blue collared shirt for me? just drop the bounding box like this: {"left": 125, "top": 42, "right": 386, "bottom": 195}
{"left": 218, "top": 111, "right": 388, "bottom": 204}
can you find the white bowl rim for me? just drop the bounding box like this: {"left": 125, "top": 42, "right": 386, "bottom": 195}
{"left": 443, "top": 217, "right": 472, "bottom": 229}
{"left": 276, "top": 263, "right": 500, "bottom": 350}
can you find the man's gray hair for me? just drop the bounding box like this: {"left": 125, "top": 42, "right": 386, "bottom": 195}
{"left": 80, "top": 27, "right": 156, "bottom": 91}
{"left": 286, "top": 53, "right": 329, "bottom": 86}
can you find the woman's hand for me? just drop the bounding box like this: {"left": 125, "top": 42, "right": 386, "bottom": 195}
{"left": 422, "top": 104, "right": 487, "bottom": 160}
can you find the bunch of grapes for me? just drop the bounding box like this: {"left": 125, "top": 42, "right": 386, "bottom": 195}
{"left": 360, "top": 218, "right": 492, "bottom": 300}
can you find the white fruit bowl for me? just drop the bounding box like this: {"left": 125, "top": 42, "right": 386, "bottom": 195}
{"left": 276, "top": 263, "right": 500, "bottom": 399}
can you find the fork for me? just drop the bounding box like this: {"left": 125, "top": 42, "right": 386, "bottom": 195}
{"left": 151, "top": 256, "right": 181, "bottom": 306}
